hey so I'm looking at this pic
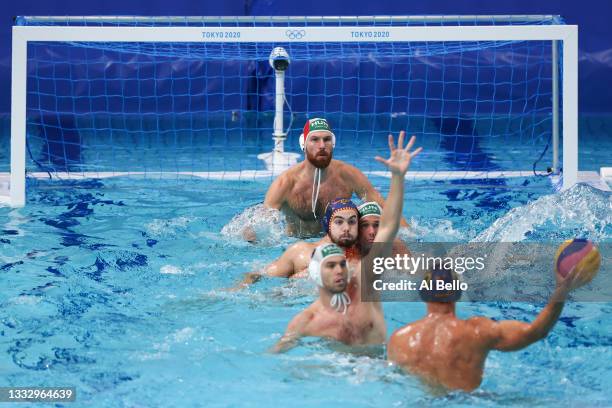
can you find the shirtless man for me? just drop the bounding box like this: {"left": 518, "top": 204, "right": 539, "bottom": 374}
{"left": 271, "top": 133, "right": 422, "bottom": 352}
{"left": 357, "top": 201, "right": 411, "bottom": 257}
{"left": 387, "top": 266, "right": 585, "bottom": 392}
{"left": 261, "top": 118, "right": 408, "bottom": 238}
{"left": 356, "top": 201, "right": 382, "bottom": 256}
{"left": 237, "top": 198, "right": 362, "bottom": 287}
{"left": 236, "top": 199, "right": 407, "bottom": 289}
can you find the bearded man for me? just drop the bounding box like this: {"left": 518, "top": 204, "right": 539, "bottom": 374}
{"left": 262, "top": 118, "right": 408, "bottom": 238}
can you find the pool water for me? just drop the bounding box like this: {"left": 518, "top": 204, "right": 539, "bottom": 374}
{"left": 0, "top": 176, "right": 610, "bottom": 407}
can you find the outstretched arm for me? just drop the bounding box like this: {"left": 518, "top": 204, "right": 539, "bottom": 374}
{"left": 349, "top": 165, "right": 410, "bottom": 228}
{"left": 481, "top": 275, "right": 574, "bottom": 352}
{"left": 242, "top": 174, "right": 288, "bottom": 242}
{"left": 229, "top": 244, "right": 301, "bottom": 290}
{"left": 243, "top": 172, "right": 292, "bottom": 242}
{"left": 370, "top": 132, "right": 422, "bottom": 258}
{"left": 489, "top": 294, "right": 565, "bottom": 351}
{"left": 270, "top": 330, "right": 302, "bottom": 354}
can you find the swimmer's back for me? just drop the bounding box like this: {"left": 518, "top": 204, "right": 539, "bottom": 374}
{"left": 388, "top": 316, "right": 493, "bottom": 391}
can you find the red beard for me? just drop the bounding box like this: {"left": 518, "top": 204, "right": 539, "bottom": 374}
{"left": 306, "top": 150, "right": 332, "bottom": 169}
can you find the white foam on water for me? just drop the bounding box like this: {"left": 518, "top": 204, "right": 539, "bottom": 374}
{"left": 399, "top": 218, "right": 464, "bottom": 242}
{"left": 194, "top": 288, "right": 270, "bottom": 304}
{"left": 170, "top": 327, "right": 195, "bottom": 343}
{"left": 160, "top": 265, "right": 190, "bottom": 275}
{"left": 474, "top": 184, "right": 612, "bottom": 242}
{"left": 281, "top": 348, "right": 407, "bottom": 386}
{"left": 145, "top": 216, "right": 195, "bottom": 238}
{"left": 10, "top": 295, "right": 42, "bottom": 305}
{"left": 134, "top": 327, "right": 196, "bottom": 361}
{"left": 221, "top": 203, "right": 286, "bottom": 246}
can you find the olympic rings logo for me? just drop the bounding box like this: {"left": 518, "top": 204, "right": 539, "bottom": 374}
{"left": 285, "top": 29, "right": 306, "bottom": 40}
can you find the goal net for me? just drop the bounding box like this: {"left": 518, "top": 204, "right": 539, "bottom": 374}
{"left": 3, "top": 15, "right": 578, "bottom": 207}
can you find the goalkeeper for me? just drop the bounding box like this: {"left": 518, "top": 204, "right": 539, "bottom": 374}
{"left": 249, "top": 118, "right": 408, "bottom": 240}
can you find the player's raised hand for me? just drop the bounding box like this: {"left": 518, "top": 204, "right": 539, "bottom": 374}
{"left": 375, "top": 131, "right": 422, "bottom": 176}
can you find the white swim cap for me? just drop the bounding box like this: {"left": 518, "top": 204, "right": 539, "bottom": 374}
{"left": 308, "top": 243, "right": 351, "bottom": 314}
{"left": 357, "top": 201, "right": 382, "bottom": 219}
{"left": 299, "top": 118, "right": 336, "bottom": 151}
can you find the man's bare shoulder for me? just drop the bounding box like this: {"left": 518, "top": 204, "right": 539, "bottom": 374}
{"left": 271, "top": 162, "right": 306, "bottom": 188}
{"left": 334, "top": 160, "right": 363, "bottom": 175}
{"left": 336, "top": 160, "right": 371, "bottom": 185}
{"left": 273, "top": 166, "right": 298, "bottom": 187}
{"left": 389, "top": 321, "right": 420, "bottom": 341}
{"left": 288, "top": 303, "right": 319, "bottom": 335}
{"left": 466, "top": 316, "right": 496, "bottom": 328}
{"left": 285, "top": 160, "right": 306, "bottom": 175}
{"left": 264, "top": 164, "right": 303, "bottom": 208}
{"left": 465, "top": 316, "right": 499, "bottom": 343}
{"left": 388, "top": 321, "right": 421, "bottom": 362}
{"left": 286, "top": 240, "right": 318, "bottom": 254}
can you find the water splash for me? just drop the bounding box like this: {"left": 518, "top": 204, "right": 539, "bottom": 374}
{"left": 160, "top": 265, "right": 190, "bottom": 275}
{"left": 474, "top": 184, "right": 612, "bottom": 242}
{"left": 135, "top": 327, "right": 196, "bottom": 361}
{"left": 221, "top": 204, "right": 286, "bottom": 246}
{"left": 400, "top": 218, "right": 465, "bottom": 242}
{"left": 145, "top": 216, "right": 195, "bottom": 238}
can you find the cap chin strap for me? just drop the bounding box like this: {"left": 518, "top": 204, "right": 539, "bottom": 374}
{"left": 311, "top": 167, "right": 321, "bottom": 219}
{"left": 330, "top": 291, "right": 351, "bottom": 314}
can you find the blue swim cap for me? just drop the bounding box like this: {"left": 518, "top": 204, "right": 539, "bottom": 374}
{"left": 419, "top": 267, "right": 462, "bottom": 303}
{"left": 321, "top": 198, "right": 358, "bottom": 234}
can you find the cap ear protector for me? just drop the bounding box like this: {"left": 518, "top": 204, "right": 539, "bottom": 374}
{"left": 299, "top": 118, "right": 336, "bottom": 151}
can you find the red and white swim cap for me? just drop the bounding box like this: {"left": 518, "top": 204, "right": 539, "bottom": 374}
{"left": 299, "top": 118, "right": 336, "bottom": 151}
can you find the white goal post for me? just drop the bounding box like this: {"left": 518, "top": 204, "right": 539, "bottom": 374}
{"left": 5, "top": 22, "right": 578, "bottom": 207}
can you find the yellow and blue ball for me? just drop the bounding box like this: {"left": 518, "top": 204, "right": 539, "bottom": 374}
{"left": 554, "top": 239, "right": 601, "bottom": 288}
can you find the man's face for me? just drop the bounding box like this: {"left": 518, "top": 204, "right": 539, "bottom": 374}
{"left": 358, "top": 216, "right": 380, "bottom": 253}
{"left": 328, "top": 209, "right": 358, "bottom": 247}
{"left": 320, "top": 255, "right": 349, "bottom": 293}
{"left": 305, "top": 131, "right": 333, "bottom": 169}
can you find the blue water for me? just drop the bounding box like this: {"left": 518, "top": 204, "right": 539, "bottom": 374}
{"left": 1, "top": 114, "right": 612, "bottom": 174}
{"left": 0, "top": 176, "right": 610, "bottom": 407}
